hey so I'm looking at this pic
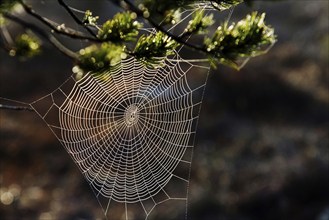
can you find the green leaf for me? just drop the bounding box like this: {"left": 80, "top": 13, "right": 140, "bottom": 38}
{"left": 134, "top": 31, "right": 179, "bottom": 67}
{"left": 204, "top": 12, "right": 276, "bottom": 69}
{"left": 97, "top": 12, "right": 142, "bottom": 43}
{"left": 184, "top": 10, "right": 214, "bottom": 35}
{"left": 163, "top": 9, "right": 182, "bottom": 25}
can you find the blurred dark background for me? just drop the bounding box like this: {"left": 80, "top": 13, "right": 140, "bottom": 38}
{"left": 0, "top": 1, "right": 328, "bottom": 220}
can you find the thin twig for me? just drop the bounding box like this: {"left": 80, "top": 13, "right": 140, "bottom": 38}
{"left": 19, "top": 0, "right": 98, "bottom": 42}
{"left": 57, "top": 0, "right": 98, "bottom": 38}
{"left": 3, "top": 13, "right": 78, "bottom": 60}
{"left": 0, "top": 104, "right": 34, "bottom": 111}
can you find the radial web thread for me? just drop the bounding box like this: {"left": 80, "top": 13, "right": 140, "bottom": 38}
{"left": 30, "top": 55, "right": 209, "bottom": 219}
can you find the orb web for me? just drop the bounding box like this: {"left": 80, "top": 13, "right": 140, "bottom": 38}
{"left": 30, "top": 55, "right": 209, "bottom": 219}
{"left": 0, "top": 1, "right": 252, "bottom": 219}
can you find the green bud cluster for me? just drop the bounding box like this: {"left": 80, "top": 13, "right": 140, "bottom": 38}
{"left": 184, "top": 10, "right": 214, "bottom": 35}
{"left": 204, "top": 12, "right": 276, "bottom": 69}
{"left": 0, "top": 0, "right": 19, "bottom": 13}
{"left": 97, "top": 12, "right": 142, "bottom": 42}
{"left": 134, "top": 31, "right": 179, "bottom": 66}
{"left": 83, "top": 10, "right": 99, "bottom": 26}
{"left": 10, "top": 33, "right": 41, "bottom": 58}
{"left": 77, "top": 43, "right": 126, "bottom": 73}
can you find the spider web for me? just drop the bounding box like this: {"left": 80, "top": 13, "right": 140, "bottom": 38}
{"left": 30, "top": 54, "right": 210, "bottom": 219}
{"left": 0, "top": 1, "right": 239, "bottom": 219}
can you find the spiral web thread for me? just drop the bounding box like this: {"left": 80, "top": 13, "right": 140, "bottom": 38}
{"left": 30, "top": 54, "right": 210, "bottom": 219}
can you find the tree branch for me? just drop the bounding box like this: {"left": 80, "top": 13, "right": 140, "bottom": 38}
{"left": 120, "top": 0, "right": 209, "bottom": 55}
{"left": 17, "top": 0, "right": 216, "bottom": 57}
{"left": 0, "top": 104, "right": 33, "bottom": 111}
{"left": 19, "top": 0, "right": 99, "bottom": 42}
{"left": 3, "top": 13, "right": 78, "bottom": 60}
{"left": 57, "top": 0, "right": 98, "bottom": 38}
